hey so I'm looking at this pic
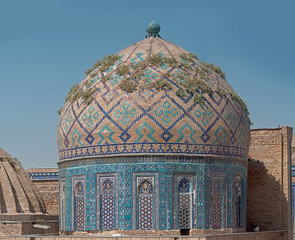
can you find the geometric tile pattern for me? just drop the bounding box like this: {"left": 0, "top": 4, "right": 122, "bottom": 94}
{"left": 57, "top": 38, "right": 250, "bottom": 162}
{"left": 101, "top": 176, "right": 115, "bottom": 230}
{"left": 210, "top": 175, "right": 226, "bottom": 230}
{"left": 138, "top": 195, "right": 153, "bottom": 230}
{"left": 138, "top": 178, "right": 154, "bottom": 230}
{"left": 101, "top": 195, "right": 115, "bottom": 229}
{"left": 178, "top": 178, "right": 192, "bottom": 229}
{"left": 59, "top": 160, "right": 247, "bottom": 232}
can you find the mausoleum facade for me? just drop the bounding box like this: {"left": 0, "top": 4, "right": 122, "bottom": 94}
{"left": 57, "top": 22, "right": 250, "bottom": 234}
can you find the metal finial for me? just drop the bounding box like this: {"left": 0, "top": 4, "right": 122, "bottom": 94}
{"left": 146, "top": 20, "right": 160, "bottom": 37}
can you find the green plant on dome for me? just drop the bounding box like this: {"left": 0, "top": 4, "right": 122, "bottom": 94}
{"left": 103, "top": 54, "right": 120, "bottom": 66}
{"left": 163, "top": 56, "right": 178, "bottom": 68}
{"left": 90, "top": 71, "right": 98, "bottom": 78}
{"left": 119, "top": 78, "right": 137, "bottom": 93}
{"left": 82, "top": 88, "right": 96, "bottom": 105}
{"left": 85, "top": 68, "right": 93, "bottom": 76}
{"left": 101, "top": 74, "right": 112, "bottom": 82}
{"left": 176, "top": 88, "right": 185, "bottom": 98}
{"left": 228, "top": 90, "right": 252, "bottom": 124}
{"left": 179, "top": 53, "right": 198, "bottom": 62}
{"left": 65, "top": 84, "right": 82, "bottom": 103}
{"left": 93, "top": 59, "right": 102, "bottom": 69}
{"left": 177, "top": 73, "right": 212, "bottom": 96}
{"left": 85, "top": 54, "right": 120, "bottom": 76}
{"left": 132, "top": 61, "right": 148, "bottom": 71}
{"left": 180, "top": 61, "right": 191, "bottom": 70}
{"left": 193, "top": 94, "right": 204, "bottom": 105}
{"left": 116, "top": 64, "right": 130, "bottom": 76}
{"left": 150, "top": 78, "right": 171, "bottom": 91}
{"left": 203, "top": 62, "right": 226, "bottom": 79}
{"left": 57, "top": 107, "right": 63, "bottom": 115}
{"left": 216, "top": 87, "right": 226, "bottom": 97}
{"left": 147, "top": 53, "right": 164, "bottom": 66}
{"left": 83, "top": 79, "right": 92, "bottom": 89}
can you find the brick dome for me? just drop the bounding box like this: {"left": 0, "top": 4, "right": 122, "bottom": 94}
{"left": 0, "top": 148, "right": 46, "bottom": 214}
{"left": 57, "top": 37, "right": 250, "bottom": 162}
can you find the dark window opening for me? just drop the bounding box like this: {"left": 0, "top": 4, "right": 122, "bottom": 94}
{"left": 180, "top": 228, "right": 190, "bottom": 235}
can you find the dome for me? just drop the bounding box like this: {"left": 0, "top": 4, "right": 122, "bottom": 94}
{"left": 0, "top": 148, "right": 46, "bottom": 214}
{"left": 57, "top": 35, "right": 250, "bottom": 162}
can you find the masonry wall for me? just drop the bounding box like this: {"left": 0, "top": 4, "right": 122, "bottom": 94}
{"left": 33, "top": 180, "right": 59, "bottom": 215}
{"left": 27, "top": 168, "right": 59, "bottom": 215}
{"left": 247, "top": 127, "right": 293, "bottom": 240}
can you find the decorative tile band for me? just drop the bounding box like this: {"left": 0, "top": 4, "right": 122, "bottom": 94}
{"left": 58, "top": 142, "right": 248, "bottom": 161}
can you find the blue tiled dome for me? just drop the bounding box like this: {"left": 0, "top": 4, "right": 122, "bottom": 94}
{"left": 57, "top": 37, "right": 250, "bottom": 162}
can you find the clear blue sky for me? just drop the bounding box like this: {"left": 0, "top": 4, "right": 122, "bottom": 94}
{"left": 0, "top": 0, "right": 294, "bottom": 169}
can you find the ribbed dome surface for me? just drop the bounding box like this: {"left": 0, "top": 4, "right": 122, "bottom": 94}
{"left": 0, "top": 148, "right": 46, "bottom": 214}
{"left": 57, "top": 37, "right": 250, "bottom": 162}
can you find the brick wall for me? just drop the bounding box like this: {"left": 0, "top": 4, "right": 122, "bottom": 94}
{"left": 27, "top": 168, "right": 59, "bottom": 215}
{"left": 247, "top": 127, "right": 293, "bottom": 240}
{"left": 292, "top": 135, "right": 295, "bottom": 164}
{"left": 33, "top": 180, "right": 59, "bottom": 215}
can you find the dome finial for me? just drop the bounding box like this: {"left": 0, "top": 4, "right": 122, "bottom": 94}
{"left": 146, "top": 20, "right": 161, "bottom": 37}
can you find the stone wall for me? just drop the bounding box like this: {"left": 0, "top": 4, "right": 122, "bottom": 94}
{"left": 247, "top": 127, "right": 293, "bottom": 240}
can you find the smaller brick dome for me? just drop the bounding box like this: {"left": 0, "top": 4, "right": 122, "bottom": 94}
{"left": 0, "top": 148, "right": 46, "bottom": 214}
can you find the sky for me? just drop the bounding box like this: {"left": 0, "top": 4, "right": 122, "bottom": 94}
{"left": 0, "top": 0, "right": 294, "bottom": 169}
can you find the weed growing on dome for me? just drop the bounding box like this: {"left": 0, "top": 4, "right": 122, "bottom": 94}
{"left": 119, "top": 78, "right": 137, "bottom": 93}
{"left": 85, "top": 54, "right": 120, "bottom": 76}
{"left": 82, "top": 88, "right": 96, "bottom": 105}
{"left": 163, "top": 56, "right": 178, "bottom": 68}
{"left": 65, "top": 84, "right": 81, "bottom": 103}
{"left": 85, "top": 68, "right": 93, "bottom": 76}
{"left": 93, "top": 60, "right": 102, "bottom": 68}
{"left": 216, "top": 87, "right": 226, "bottom": 96}
{"left": 176, "top": 88, "right": 186, "bottom": 98}
{"left": 176, "top": 73, "right": 212, "bottom": 97}
{"left": 228, "top": 90, "right": 251, "bottom": 124}
{"left": 193, "top": 94, "right": 204, "bottom": 105}
{"left": 57, "top": 107, "right": 63, "bottom": 115}
{"left": 203, "top": 63, "right": 226, "bottom": 79}
{"left": 147, "top": 54, "right": 164, "bottom": 66}
{"left": 116, "top": 64, "right": 130, "bottom": 76}
{"left": 102, "top": 74, "right": 112, "bottom": 82}
{"left": 180, "top": 61, "right": 191, "bottom": 70}
{"left": 132, "top": 61, "right": 149, "bottom": 71}
{"left": 83, "top": 79, "right": 92, "bottom": 89}
{"left": 149, "top": 79, "right": 171, "bottom": 91}
{"left": 65, "top": 82, "right": 97, "bottom": 105}
{"left": 179, "top": 53, "right": 198, "bottom": 61}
